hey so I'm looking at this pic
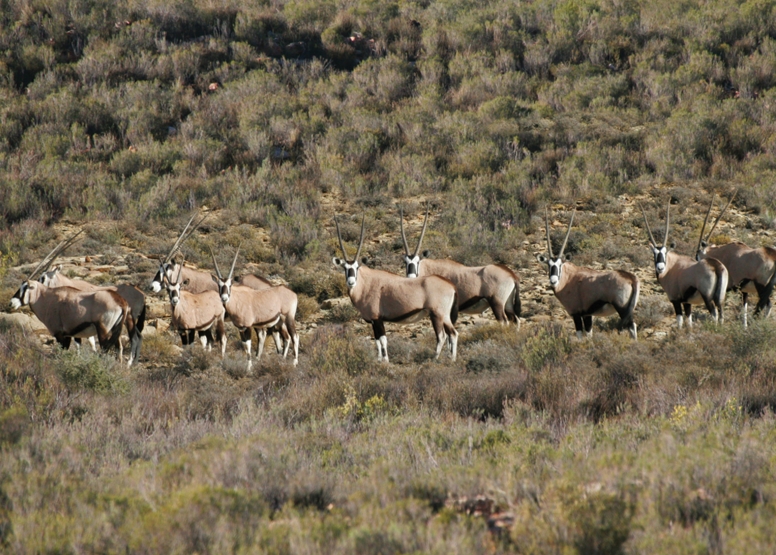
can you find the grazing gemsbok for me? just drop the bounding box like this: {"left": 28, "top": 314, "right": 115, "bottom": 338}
{"left": 537, "top": 208, "right": 640, "bottom": 339}
{"left": 38, "top": 246, "right": 147, "bottom": 365}
{"left": 161, "top": 259, "right": 227, "bottom": 355}
{"left": 399, "top": 206, "right": 521, "bottom": 326}
{"left": 212, "top": 247, "right": 299, "bottom": 366}
{"left": 695, "top": 193, "right": 776, "bottom": 327}
{"left": 10, "top": 240, "right": 131, "bottom": 359}
{"left": 641, "top": 200, "right": 728, "bottom": 328}
{"left": 333, "top": 215, "right": 459, "bottom": 363}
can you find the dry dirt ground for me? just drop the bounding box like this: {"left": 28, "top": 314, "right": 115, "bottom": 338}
{"left": 3, "top": 191, "right": 771, "bottom": 359}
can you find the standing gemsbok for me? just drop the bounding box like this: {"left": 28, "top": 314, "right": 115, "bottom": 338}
{"left": 150, "top": 213, "right": 288, "bottom": 351}
{"left": 537, "top": 208, "right": 640, "bottom": 339}
{"left": 333, "top": 215, "right": 459, "bottom": 363}
{"left": 10, "top": 239, "right": 131, "bottom": 359}
{"left": 161, "top": 259, "right": 227, "bottom": 355}
{"left": 38, "top": 240, "right": 146, "bottom": 365}
{"left": 695, "top": 193, "right": 776, "bottom": 327}
{"left": 212, "top": 247, "right": 299, "bottom": 366}
{"left": 641, "top": 200, "right": 728, "bottom": 328}
{"left": 399, "top": 206, "right": 521, "bottom": 326}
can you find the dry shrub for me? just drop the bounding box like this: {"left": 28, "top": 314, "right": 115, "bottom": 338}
{"left": 296, "top": 294, "right": 320, "bottom": 320}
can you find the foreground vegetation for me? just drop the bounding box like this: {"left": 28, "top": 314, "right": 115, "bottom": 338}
{"left": 3, "top": 0, "right": 776, "bottom": 551}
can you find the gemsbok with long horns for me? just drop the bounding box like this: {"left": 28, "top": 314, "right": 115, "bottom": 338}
{"left": 10, "top": 239, "right": 132, "bottom": 359}
{"left": 537, "top": 208, "right": 640, "bottom": 339}
{"left": 150, "top": 214, "right": 288, "bottom": 351}
{"left": 399, "top": 206, "right": 521, "bottom": 326}
{"left": 161, "top": 259, "right": 227, "bottom": 355}
{"left": 641, "top": 200, "right": 728, "bottom": 328}
{"left": 695, "top": 193, "right": 776, "bottom": 327}
{"left": 212, "top": 247, "right": 299, "bottom": 366}
{"left": 333, "top": 215, "right": 459, "bottom": 362}
{"left": 38, "top": 235, "right": 147, "bottom": 364}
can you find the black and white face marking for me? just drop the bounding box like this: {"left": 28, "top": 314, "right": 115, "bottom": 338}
{"left": 151, "top": 262, "right": 173, "bottom": 293}
{"left": 537, "top": 254, "right": 569, "bottom": 288}
{"left": 651, "top": 245, "right": 668, "bottom": 275}
{"left": 9, "top": 282, "right": 30, "bottom": 310}
{"left": 333, "top": 257, "right": 360, "bottom": 288}
{"left": 38, "top": 266, "right": 61, "bottom": 287}
{"left": 165, "top": 280, "right": 181, "bottom": 307}
{"left": 404, "top": 254, "right": 420, "bottom": 278}
{"left": 218, "top": 278, "right": 232, "bottom": 303}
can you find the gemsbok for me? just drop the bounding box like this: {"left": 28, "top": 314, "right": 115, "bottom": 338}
{"left": 38, "top": 240, "right": 147, "bottom": 365}
{"left": 641, "top": 200, "right": 728, "bottom": 328}
{"left": 161, "top": 260, "right": 227, "bottom": 355}
{"left": 212, "top": 247, "right": 299, "bottom": 366}
{"left": 10, "top": 240, "right": 131, "bottom": 359}
{"left": 537, "top": 208, "right": 640, "bottom": 339}
{"left": 333, "top": 215, "right": 459, "bottom": 363}
{"left": 695, "top": 193, "right": 776, "bottom": 327}
{"left": 399, "top": 206, "right": 521, "bottom": 326}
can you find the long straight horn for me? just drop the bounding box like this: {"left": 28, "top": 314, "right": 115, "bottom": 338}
{"left": 544, "top": 207, "right": 554, "bottom": 259}
{"left": 557, "top": 208, "right": 576, "bottom": 259}
{"left": 227, "top": 244, "right": 241, "bottom": 281}
{"left": 639, "top": 203, "right": 658, "bottom": 246}
{"left": 354, "top": 215, "right": 366, "bottom": 262}
{"left": 165, "top": 214, "right": 197, "bottom": 263}
{"left": 398, "top": 206, "right": 410, "bottom": 255}
{"left": 414, "top": 205, "right": 430, "bottom": 257}
{"left": 697, "top": 195, "right": 715, "bottom": 254}
{"left": 663, "top": 199, "right": 671, "bottom": 247}
{"left": 705, "top": 189, "right": 738, "bottom": 243}
{"left": 174, "top": 256, "right": 185, "bottom": 285}
{"left": 334, "top": 216, "right": 350, "bottom": 262}
{"left": 209, "top": 246, "right": 223, "bottom": 280}
{"left": 172, "top": 213, "right": 208, "bottom": 260}
{"left": 28, "top": 230, "right": 84, "bottom": 280}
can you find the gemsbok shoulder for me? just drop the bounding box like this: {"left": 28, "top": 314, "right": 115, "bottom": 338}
{"left": 399, "top": 206, "right": 521, "bottom": 326}
{"left": 537, "top": 208, "right": 640, "bottom": 339}
{"left": 161, "top": 260, "right": 227, "bottom": 355}
{"left": 10, "top": 239, "right": 131, "bottom": 359}
{"left": 695, "top": 193, "right": 776, "bottom": 327}
{"left": 641, "top": 200, "right": 728, "bottom": 328}
{"left": 212, "top": 247, "right": 299, "bottom": 366}
{"left": 333, "top": 215, "right": 459, "bottom": 363}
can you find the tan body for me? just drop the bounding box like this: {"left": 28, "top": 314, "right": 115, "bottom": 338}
{"left": 11, "top": 282, "right": 129, "bottom": 355}
{"left": 345, "top": 265, "right": 459, "bottom": 362}
{"left": 414, "top": 259, "right": 520, "bottom": 324}
{"left": 221, "top": 284, "right": 299, "bottom": 365}
{"left": 551, "top": 262, "right": 639, "bottom": 323}
{"left": 39, "top": 267, "right": 146, "bottom": 364}
{"left": 699, "top": 242, "right": 776, "bottom": 324}
{"left": 168, "top": 289, "right": 227, "bottom": 355}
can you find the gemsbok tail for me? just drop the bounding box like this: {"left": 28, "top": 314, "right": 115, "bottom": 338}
{"left": 711, "top": 259, "right": 728, "bottom": 320}
{"left": 450, "top": 291, "right": 459, "bottom": 325}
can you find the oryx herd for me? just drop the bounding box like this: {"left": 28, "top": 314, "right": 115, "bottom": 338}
{"left": 8, "top": 194, "right": 776, "bottom": 367}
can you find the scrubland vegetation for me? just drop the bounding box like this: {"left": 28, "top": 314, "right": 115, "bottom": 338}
{"left": 3, "top": 0, "right": 776, "bottom": 551}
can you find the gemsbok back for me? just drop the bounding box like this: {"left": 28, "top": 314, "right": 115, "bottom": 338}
{"left": 399, "top": 206, "right": 521, "bottom": 326}
{"left": 10, "top": 239, "right": 131, "bottom": 359}
{"left": 537, "top": 208, "right": 640, "bottom": 339}
{"left": 641, "top": 200, "right": 728, "bottom": 328}
{"left": 212, "top": 247, "right": 299, "bottom": 367}
{"left": 333, "top": 215, "right": 459, "bottom": 363}
{"left": 695, "top": 193, "right": 776, "bottom": 327}
{"left": 161, "top": 260, "right": 227, "bottom": 355}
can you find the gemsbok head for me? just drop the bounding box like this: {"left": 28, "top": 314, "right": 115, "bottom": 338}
{"left": 537, "top": 207, "right": 639, "bottom": 339}
{"left": 641, "top": 200, "right": 728, "bottom": 328}
{"left": 333, "top": 215, "right": 459, "bottom": 362}
{"left": 212, "top": 246, "right": 299, "bottom": 366}
{"left": 695, "top": 191, "right": 776, "bottom": 326}
{"left": 150, "top": 213, "right": 208, "bottom": 293}
{"left": 398, "top": 206, "right": 521, "bottom": 325}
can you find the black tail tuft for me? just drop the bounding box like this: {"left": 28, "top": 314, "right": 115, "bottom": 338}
{"left": 450, "top": 292, "right": 459, "bottom": 325}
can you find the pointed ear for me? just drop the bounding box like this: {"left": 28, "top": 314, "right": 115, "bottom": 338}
{"left": 700, "top": 240, "right": 708, "bottom": 248}
{"left": 182, "top": 279, "right": 190, "bottom": 286}
{"left": 669, "top": 241, "right": 676, "bottom": 249}
{"left": 361, "top": 257, "right": 369, "bottom": 265}
{"left": 212, "top": 274, "right": 219, "bottom": 283}
{"left": 422, "top": 250, "right": 430, "bottom": 258}
{"left": 564, "top": 253, "right": 572, "bottom": 261}
{"left": 536, "top": 254, "right": 547, "bottom": 264}
{"left": 54, "top": 265, "right": 62, "bottom": 273}
{"left": 332, "top": 257, "right": 342, "bottom": 266}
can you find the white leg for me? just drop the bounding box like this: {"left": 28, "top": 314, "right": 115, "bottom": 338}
{"left": 687, "top": 314, "right": 693, "bottom": 327}
{"left": 292, "top": 335, "right": 299, "bottom": 366}
{"left": 676, "top": 315, "right": 684, "bottom": 329}
{"left": 273, "top": 331, "right": 284, "bottom": 354}
{"left": 743, "top": 300, "right": 749, "bottom": 328}
{"left": 629, "top": 323, "right": 638, "bottom": 340}
{"left": 576, "top": 330, "right": 584, "bottom": 339}
{"left": 379, "top": 336, "right": 388, "bottom": 363}
{"left": 200, "top": 334, "right": 208, "bottom": 348}
{"left": 282, "top": 332, "right": 290, "bottom": 358}
{"left": 257, "top": 329, "right": 267, "bottom": 360}
{"left": 243, "top": 339, "right": 252, "bottom": 358}
{"left": 585, "top": 330, "right": 593, "bottom": 338}
{"left": 434, "top": 331, "right": 446, "bottom": 359}
{"left": 375, "top": 339, "right": 383, "bottom": 361}
{"left": 89, "top": 336, "right": 97, "bottom": 352}
{"left": 449, "top": 330, "right": 458, "bottom": 362}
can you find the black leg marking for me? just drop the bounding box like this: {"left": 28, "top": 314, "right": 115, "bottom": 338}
{"left": 372, "top": 320, "right": 386, "bottom": 340}
{"left": 572, "top": 315, "right": 584, "bottom": 332}
{"left": 583, "top": 315, "right": 593, "bottom": 333}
